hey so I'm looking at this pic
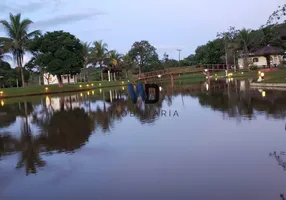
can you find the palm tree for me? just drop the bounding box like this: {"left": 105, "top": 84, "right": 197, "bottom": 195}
{"left": 0, "top": 13, "right": 41, "bottom": 87}
{"left": 108, "top": 50, "right": 122, "bottom": 81}
{"left": 81, "top": 42, "right": 93, "bottom": 82}
{"left": 91, "top": 40, "right": 108, "bottom": 81}
{"left": 0, "top": 42, "right": 12, "bottom": 64}
{"left": 236, "top": 29, "right": 255, "bottom": 69}
{"left": 120, "top": 54, "right": 133, "bottom": 79}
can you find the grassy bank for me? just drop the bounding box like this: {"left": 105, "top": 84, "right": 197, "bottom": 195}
{"left": 0, "top": 70, "right": 260, "bottom": 99}
{"left": 0, "top": 80, "right": 128, "bottom": 99}
{"left": 258, "top": 68, "right": 286, "bottom": 83}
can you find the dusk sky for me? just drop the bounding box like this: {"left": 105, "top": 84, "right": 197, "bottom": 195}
{"left": 0, "top": 0, "right": 285, "bottom": 66}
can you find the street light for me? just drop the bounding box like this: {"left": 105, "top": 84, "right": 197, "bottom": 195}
{"left": 177, "top": 49, "right": 182, "bottom": 67}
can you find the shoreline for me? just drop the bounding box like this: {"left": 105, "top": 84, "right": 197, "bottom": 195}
{"left": 0, "top": 83, "right": 124, "bottom": 99}
{"left": 250, "top": 83, "right": 286, "bottom": 88}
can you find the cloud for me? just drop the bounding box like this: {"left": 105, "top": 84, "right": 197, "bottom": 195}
{"left": 33, "top": 11, "right": 106, "bottom": 29}
{"left": 0, "top": 0, "right": 63, "bottom": 14}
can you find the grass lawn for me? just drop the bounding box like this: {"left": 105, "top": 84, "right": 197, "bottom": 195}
{"left": 258, "top": 68, "right": 286, "bottom": 83}
{"left": 0, "top": 80, "right": 129, "bottom": 98}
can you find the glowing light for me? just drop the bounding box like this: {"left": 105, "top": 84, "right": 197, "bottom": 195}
{"left": 0, "top": 91, "right": 3, "bottom": 95}
{"left": 91, "top": 84, "right": 94, "bottom": 86}
{"left": 241, "top": 72, "right": 244, "bottom": 74}
{"left": 122, "top": 81, "right": 124, "bottom": 84}
{"left": 158, "top": 75, "right": 162, "bottom": 78}
{"left": 99, "top": 83, "right": 101, "bottom": 86}
{"left": 262, "top": 91, "right": 266, "bottom": 97}
{"left": 231, "top": 78, "right": 234, "bottom": 81}
{"left": 92, "top": 91, "right": 95, "bottom": 95}
{"left": 99, "top": 89, "right": 102, "bottom": 94}
{"left": 87, "top": 91, "right": 90, "bottom": 96}
{"left": 215, "top": 74, "right": 217, "bottom": 76}
{"left": 204, "top": 69, "right": 208, "bottom": 72}
{"left": 127, "top": 80, "right": 130, "bottom": 82}
{"left": 79, "top": 85, "right": 82, "bottom": 88}
{"left": 159, "top": 86, "right": 162, "bottom": 91}
{"left": 206, "top": 83, "right": 209, "bottom": 91}
{"left": 122, "top": 86, "right": 125, "bottom": 91}
{"left": 45, "top": 87, "right": 48, "bottom": 91}
{"left": 1, "top": 100, "right": 4, "bottom": 106}
{"left": 261, "top": 72, "right": 265, "bottom": 77}
{"left": 80, "top": 93, "right": 83, "bottom": 97}
{"left": 86, "top": 84, "right": 89, "bottom": 87}
{"left": 215, "top": 78, "right": 218, "bottom": 81}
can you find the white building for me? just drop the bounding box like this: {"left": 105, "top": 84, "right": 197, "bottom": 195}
{"left": 238, "top": 45, "right": 286, "bottom": 69}
{"left": 43, "top": 73, "right": 77, "bottom": 85}
{"left": 45, "top": 95, "right": 81, "bottom": 111}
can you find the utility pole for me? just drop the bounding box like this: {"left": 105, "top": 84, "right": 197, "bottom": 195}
{"left": 177, "top": 49, "right": 182, "bottom": 67}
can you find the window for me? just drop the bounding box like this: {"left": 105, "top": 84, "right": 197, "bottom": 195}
{"left": 253, "top": 58, "right": 259, "bottom": 62}
{"left": 63, "top": 76, "right": 67, "bottom": 79}
{"left": 283, "top": 55, "right": 286, "bottom": 61}
{"left": 70, "top": 75, "right": 73, "bottom": 79}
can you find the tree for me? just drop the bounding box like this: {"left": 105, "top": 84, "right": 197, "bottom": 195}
{"left": 81, "top": 42, "right": 93, "bottom": 82}
{"left": 217, "top": 26, "right": 239, "bottom": 70}
{"left": 0, "top": 13, "right": 40, "bottom": 87}
{"left": 35, "top": 31, "right": 84, "bottom": 87}
{"left": 120, "top": 54, "right": 133, "bottom": 78}
{"left": 128, "top": 40, "right": 157, "bottom": 76}
{"left": 107, "top": 50, "right": 122, "bottom": 81}
{"left": 267, "top": 4, "right": 286, "bottom": 25}
{"left": 163, "top": 52, "right": 169, "bottom": 63}
{"left": 194, "top": 39, "right": 225, "bottom": 65}
{"left": 236, "top": 28, "right": 256, "bottom": 69}
{"left": 91, "top": 40, "right": 108, "bottom": 81}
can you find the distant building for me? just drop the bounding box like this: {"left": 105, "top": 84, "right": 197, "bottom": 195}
{"left": 238, "top": 45, "right": 286, "bottom": 69}
{"left": 43, "top": 73, "right": 77, "bottom": 85}
{"left": 45, "top": 95, "right": 81, "bottom": 111}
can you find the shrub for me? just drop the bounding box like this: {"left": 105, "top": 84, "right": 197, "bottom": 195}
{"left": 249, "top": 65, "right": 258, "bottom": 70}
{"left": 277, "top": 64, "right": 285, "bottom": 68}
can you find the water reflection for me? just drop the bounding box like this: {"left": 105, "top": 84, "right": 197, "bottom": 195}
{"left": 1, "top": 79, "right": 286, "bottom": 176}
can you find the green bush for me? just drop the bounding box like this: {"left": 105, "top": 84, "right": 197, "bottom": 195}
{"left": 277, "top": 64, "right": 285, "bottom": 68}
{"left": 249, "top": 65, "right": 258, "bottom": 70}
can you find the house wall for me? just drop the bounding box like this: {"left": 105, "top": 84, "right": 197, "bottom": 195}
{"left": 238, "top": 55, "right": 284, "bottom": 69}
{"left": 43, "top": 73, "right": 77, "bottom": 85}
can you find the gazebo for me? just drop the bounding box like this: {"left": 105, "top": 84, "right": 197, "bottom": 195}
{"left": 252, "top": 45, "right": 285, "bottom": 67}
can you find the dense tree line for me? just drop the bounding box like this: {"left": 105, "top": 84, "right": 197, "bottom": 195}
{"left": 185, "top": 25, "right": 286, "bottom": 68}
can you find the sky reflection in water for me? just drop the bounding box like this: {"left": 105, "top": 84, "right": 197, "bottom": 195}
{"left": 1, "top": 79, "right": 286, "bottom": 199}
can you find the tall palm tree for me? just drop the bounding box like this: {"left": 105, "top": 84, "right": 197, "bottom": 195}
{"left": 0, "top": 13, "right": 41, "bottom": 87}
{"left": 91, "top": 40, "right": 108, "bottom": 81}
{"left": 108, "top": 50, "right": 122, "bottom": 81}
{"left": 82, "top": 42, "right": 93, "bottom": 67}
{"left": 0, "top": 42, "right": 12, "bottom": 64}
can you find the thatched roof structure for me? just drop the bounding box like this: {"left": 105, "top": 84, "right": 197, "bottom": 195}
{"left": 252, "top": 45, "right": 285, "bottom": 56}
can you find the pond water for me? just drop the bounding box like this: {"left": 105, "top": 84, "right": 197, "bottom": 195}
{"left": 1, "top": 79, "right": 286, "bottom": 199}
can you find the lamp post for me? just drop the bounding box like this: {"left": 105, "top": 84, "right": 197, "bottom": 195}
{"left": 177, "top": 49, "right": 182, "bottom": 67}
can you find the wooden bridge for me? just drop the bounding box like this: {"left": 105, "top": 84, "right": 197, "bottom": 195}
{"left": 137, "top": 64, "right": 246, "bottom": 80}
